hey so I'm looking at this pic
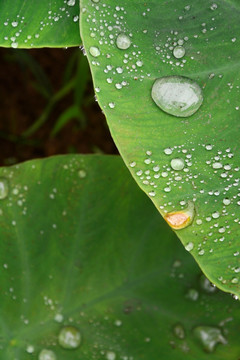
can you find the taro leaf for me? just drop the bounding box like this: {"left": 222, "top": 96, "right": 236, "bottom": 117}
{"left": 0, "top": 0, "right": 81, "bottom": 48}
{"left": 80, "top": 0, "right": 240, "bottom": 297}
{"left": 0, "top": 154, "right": 240, "bottom": 359}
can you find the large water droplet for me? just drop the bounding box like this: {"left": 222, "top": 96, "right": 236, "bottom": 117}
{"left": 116, "top": 33, "right": 131, "bottom": 50}
{"left": 151, "top": 76, "right": 203, "bottom": 117}
{"left": 164, "top": 201, "right": 195, "bottom": 230}
{"left": 193, "top": 326, "right": 227, "bottom": 353}
{"left": 58, "top": 326, "right": 81, "bottom": 350}
{"left": 0, "top": 177, "right": 9, "bottom": 199}
{"left": 38, "top": 349, "right": 57, "bottom": 360}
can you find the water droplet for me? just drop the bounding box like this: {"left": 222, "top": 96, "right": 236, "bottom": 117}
{"left": 26, "top": 345, "right": 34, "bottom": 354}
{"left": 106, "top": 351, "right": 116, "bottom": 360}
{"left": 199, "top": 275, "right": 218, "bottom": 294}
{"left": 136, "top": 60, "right": 143, "bottom": 67}
{"left": 89, "top": 46, "right": 100, "bottom": 57}
{"left": 223, "top": 198, "right": 231, "bottom": 205}
{"left": 185, "top": 242, "right": 194, "bottom": 252}
{"left": 38, "top": 349, "right": 57, "bottom": 360}
{"left": 231, "top": 277, "right": 238, "bottom": 284}
{"left": 109, "top": 102, "right": 115, "bottom": 109}
{"left": 193, "top": 326, "right": 227, "bottom": 353}
{"left": 171, "top": 158, "right": 185, "bottom": 171}
{"left": 151, "top": 76, "right": 203, "bottom": 117}
{"left": 116, "top": 33, "right": 131, "bottom": 50}
{"left": 210, "top": 3, "right": 218, "bottom": 10}
{"left": 173, "top": 323, "right": 185, "bottom": 339}
{"left": 212, "top": 162, "right": 222, "bottom": 169}
{"left": 173, "top": 46, "right": 185, "bottom": 59}
{"left": 54, "top": 313, "right": 64, "bottom": 323}
{"left": 186, "top": 288, "right": 199, "bottom": 301}
{"left": 67, "top": 0, "right": 76, "bottom": 5}
{"left": 114, "top": 319, "right": 122, "bottom": 327}
{"left": 116, "top": 67, "right": 123, "bottom": 74}
{"left": 164, "top": 201, "right": 195, "bottom": 230}
{"left": 58, "top": 326, "right": 81, "bottom": 350}
{"left": 78, "top": 169, "right": 87, "bottom": 179}
{"left": 164, "top": 147, "right": 173, "bottom": 155}
{"left": 0, "top": 177, "right": 9, "bottom": 199}
{"left": 205, "top": 144, "right": 213, "bottom": 151}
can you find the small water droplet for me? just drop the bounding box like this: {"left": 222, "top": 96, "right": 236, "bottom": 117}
{"left": 106, "top": 351, "right": 116, "bottom": 360}
{"left": 114, "top": 319, "right": 122, "bottom": 326}
{"left": 38, "top": 349, "right": 57, "bottom": 360}
{"left": 164, "top": 201, "right": 195, "bottom": 230}
{"left": 0, "top": 177, "right": 9, "bottom": 199}
{"left": 186, "top": 288, "right": 199, "bottom": 301}
{"left": 171, "top": 158, "right": 185, "bottom": 171}
{"left": 173, "top": 323, "right": 185, "bottom": 339}
{"left": 151, "top": 76, "right": 203, "bottom": 117}
{"left": 58, "top": 326, "right": 81, "bottom": 350}
{"left": 185, "top": 242, "right": 194, "bottom": 252}
{"left": 109, "top": 102, "right": 115, "bottom": 109}
{"left": 78, "top": 169, "right": 87, "bottom": 179}
{"left": 212, "top": 162, "right": 222, "bottom": 169}
{"left": 116, "top": 33, "right": 131, "bottom": 50}
{"left": 67, "top": 0, "right": 76, "bottom": 5}
{"left": 173, "top": 46, "right": 185, "bottom": 59}
{"left": 54, "top": 313, "right": 64, "bottom": 323}
{"left": 164, "top": 147, "right": 173, "bottom": 155}
{"left": 193, "top": 326, "right": 227, "bottom": 353}
{"left": 26, "top": 345, "right": 35, "bottom": 354}
{"left": 89, "top": 46, "right": 100, "bottom": 57}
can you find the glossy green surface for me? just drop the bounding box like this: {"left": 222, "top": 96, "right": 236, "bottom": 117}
{"left": 0, "top": 154, "right": 239, "bottom": 359}
{"left": 80, "top": 0, "right": 240, "bottom": 296}
{"left": 0, "top": 0, "right": 81, "bottom": 48}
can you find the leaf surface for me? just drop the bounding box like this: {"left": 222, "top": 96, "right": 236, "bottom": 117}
{"left": 0, "top": 154, "right": 239, "bottom": 359}
{"left": 80, "top": 0, "right": 240, "bottom": 296}
{"left": 0, "top": 0, "right": 81, "bottom": 48}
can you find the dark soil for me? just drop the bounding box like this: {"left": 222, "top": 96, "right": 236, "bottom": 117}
{"left": 0, "top": 47, "right": 118, "bottom": 166}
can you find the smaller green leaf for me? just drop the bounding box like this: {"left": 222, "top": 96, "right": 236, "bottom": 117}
{"left": 0, "top": 0, "right": 81, "bottom": 48}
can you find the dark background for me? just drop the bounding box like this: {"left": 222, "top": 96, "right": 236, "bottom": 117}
{"left": 0, "top": 47, "right": 118, "bottom": 166}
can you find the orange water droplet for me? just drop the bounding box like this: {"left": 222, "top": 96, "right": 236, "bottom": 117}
{"left": 164, "top": 201, "right": 195, "bottom": 230}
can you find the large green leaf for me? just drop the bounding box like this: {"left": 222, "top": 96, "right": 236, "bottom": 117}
{"left": 0, "top": 154, "right": 240, "bottom": 359}
{"left": 80, "top": 0, "right": 240, "bottom": 297}
{"left": 0, "top": 0, "right": 81, "bottom": 48}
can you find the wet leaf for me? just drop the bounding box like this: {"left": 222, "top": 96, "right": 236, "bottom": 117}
{"left": 0, "top": 154, "right": 240, "bottom": 359}
{"left": 0, "top": 0, "right": 81, "bottom": 48}
{"left": 80, "top": 0, "right": 240, "bottom": 297}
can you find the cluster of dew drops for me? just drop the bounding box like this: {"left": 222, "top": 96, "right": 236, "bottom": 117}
{"left": 1, "top": 0, "right": 79, "bottom": 48}
{"left": 82, "top": 0, "right": 240, "bottom": 290}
